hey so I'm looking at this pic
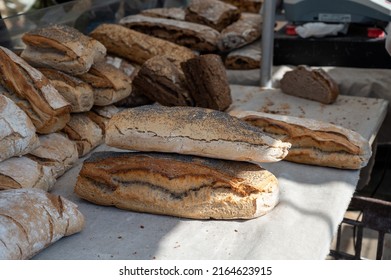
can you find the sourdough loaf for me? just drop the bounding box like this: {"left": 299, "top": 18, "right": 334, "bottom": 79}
{"left": 0, "top": 46, "right": 71, "bottom": 134}
{"left": 0, "top": 94, "right": 40, "bottom": 163}
{"left": 119, "top": 14, "right": 220, "bottom": 52}
{"left": 89, "top": 24, "right": 196, "bottom": 67}
{"left": 224, "top": 39, "right": 261, "bottom": 69}
{"left": 221, "top": 0, "right": 263, "bottom": 13}
{"left": 0, "top": 188, "right": 84, "bottom": 260}
{"left": 140, "top": 7, "right": 186, "bottom": 21}
{"left": 0, "top": 156, "right": 56, "bottom": 191}
{"left": 21, "top": 24, "right": 106, "bottom": 75}
{"left": 86, "top": 105, "right": 121, "bottom": 133}
{"left": 279, "top": 65, "right": 340, "bottom": 104}
{"left": 105, "top": 105, "right": 291, "bottom": 163}
{"left": 231, "top": 110, "right": 372, "bottom": 169}
{"left": 181, "top": 54, "right": 232, "bottom": 111}
{"left": 74, "top": 151, "right": 279, "bottom": 220}
{"left": 185, "top": 0, "right": 241, "bottom": 31}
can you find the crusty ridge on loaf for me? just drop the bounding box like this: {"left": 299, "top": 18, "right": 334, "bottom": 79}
{"left": 105, "top": 105, "right": 291, "bottom": 162}
{"left": 75, "top": 151, "right": 279, "bottom": 219}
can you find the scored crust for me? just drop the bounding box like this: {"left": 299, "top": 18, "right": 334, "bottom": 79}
{"left": 75, "top": 151, "right": 279, "bottom": 220}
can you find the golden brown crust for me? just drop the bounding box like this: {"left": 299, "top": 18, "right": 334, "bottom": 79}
{"left": 74, "top": 151, "right": 279, "bottom": 219}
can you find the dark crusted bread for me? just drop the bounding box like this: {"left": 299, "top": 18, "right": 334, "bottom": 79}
{"left": 140, "top": 7, "right": 186, "bottom": 21}
{"left": 74, "top": 151, "right": 279, "bottom": 220}
{"left": 279, "top": 65, "right": 340, "bottom": 104}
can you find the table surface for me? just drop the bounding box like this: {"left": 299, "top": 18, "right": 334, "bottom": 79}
{"left": 33, "top": 85, "right": 388, "bottom": 260}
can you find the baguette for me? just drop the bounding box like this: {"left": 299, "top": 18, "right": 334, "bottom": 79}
{"left": 0, "top": 94, "right": 40, "bottom": 163}
{"left": 21, "top": 24, "right": 106, "bottom": 75}
{"left": 74, "top": 151, "right": 279, "bottom": 220}
{"left": 89, "top": 24, "right": 196, "bottom": 67}
{"left": 231, "top": 110, "right": 372, "bottom": 169}
{"left": 0, "top": 188, "right": 84, "bottom": 260}
{"left": 105, "top": 105, "right": 291, "bottom": 163}
{"left": 0, "top": 46, "right": 71, "bottom": 134}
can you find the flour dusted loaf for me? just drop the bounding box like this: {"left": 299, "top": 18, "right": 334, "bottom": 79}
{"left": 105, "top": 105, "right": 291, "bottom": 162}
{"left": 89, "top": 24, "right": 196, "bottom": 67}
{"left": 0, "top": 46, "right": 71, "bottom": 134}
{"left": 185, "top": 0, "right": 241, "bottom": 32}
{"left": 27, "top": 133, "right": 78, "bottom": 178}
{"left": 231, "top": 110, "right": 372, "bottom": 169}
{"left": 0, "top": 188, "right": 84, "bottom": 260}
{"left": 181, "top": 54, "right": 232, "bottom": 111}
{"left": 21, "top": 24, "right": 106, "bottom": 75}
{"left": 0, "top": 95, "right": 40, "bottom": 163}
{"left": 221, "top": 0, "right": 263, "bottom": 13}
{"left": 0, "top": 156, "right": 56, "bottom": 191}
{"left": 279, "top": 65, "right": 340, "bottom": 104}
{"left": 119, "top": 14, "right": 220, "bottom": 52}
{"left": 140, "top": 7, "right": 186, "bottom": 21}
{"left": 225, "top": 39, "right": 261, "bottom": 69}
{"left": 86, "top": 105, "right": 121, "bottom": 133}
{"left": 74, "top": 151, "right": 279, "bottom": 220}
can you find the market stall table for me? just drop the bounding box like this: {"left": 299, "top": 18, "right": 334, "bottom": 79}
{"left": 33, "top": 85, "right": 388, "bottom": 260}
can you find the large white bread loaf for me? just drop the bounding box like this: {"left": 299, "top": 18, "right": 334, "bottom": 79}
{"left": 0, "top": 94, "right": 40, "bottom": 163}
{"left": 231, "top": 110, "right": 372, "bottom": 169}
{"left": 105, "top": 105, "right": 291, "bottom": 163}
{"left": 0, "top": 188, "right": 84, "bottom": 259}
{"left": 74, "top": 151, "right": 279, "bottom": 220}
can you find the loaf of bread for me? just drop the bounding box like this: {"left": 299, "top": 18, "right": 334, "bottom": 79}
{"left": 62, "top": 113, "right": 104, "bottom": 157}
{"left": 86, "top": 105, "right": 121, "bottom": 133}
{"left": 74, "top": 151, "right": 279, "bottom": 220}
{"left": 140, "top": 7, "right": 186, "bottom": 21}
{"left": 133, "top": 56, "right": 193, "bottom": 107}
{"left": 181, "top": 54, "right": 232, "bottom": 111}
{"left": 105, "top": 105, "right": 291, "bottom": 163}
{"left": 76, "top": 61, "right": 132, "bottom": 106}
{"left": 38, "top": 68, "right": 94, "bottom": 113}
{"left": 105, "top": 55, "right": 140, "bottom": 81}
{"left": 21, "top": 24, "right": 106, "bottom": 75}
{"left": 218, "top": 12, "right": 262, "bottom": 52}
{"left": 27, "top": 133, "right": 78, "bottom": 178}
{"left": 0, "top": 188, "right": 84, "bottom": 260}
{"left": 0, "top": 95, "right": 40, "bottom": 163}
{"left": 231, "top": 110, "right": 372, "bottom": 169}
{"left": 221, "top": 0, "right": 263, "bottom": 13}
{"left": 279, "top": 65, "right": 340, "bottom": 104}
{"left": 185, "top": 0, "right": 241, "bottom": 31}
{"left": 89, "top": 24, "right": 196, "bottom": 67}
{"left": 0, "top": 46, "right": 71, "bottom": 134}
{"left": 0, "top": 156, "right": 56, "bottom": 191}
{"left": 224, "top": 39, "right": 261, "bottom": 69}
{"left": 119, "top": 14, "right": 220, "bottom": 52}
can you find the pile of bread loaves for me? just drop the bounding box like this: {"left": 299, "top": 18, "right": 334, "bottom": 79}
{"left": 0, "top": 0, "right": 372, "bottom": 259}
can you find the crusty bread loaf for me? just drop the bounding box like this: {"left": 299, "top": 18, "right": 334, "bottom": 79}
{"left": 119, "top": 14, "right": 220, "bottom": 52}
{"left": 105, "top": 105, "right": 291, "bottom": 162}
{"left": 105, "top": 55, "right": 140, "bottom": 81}
{"left": 0, "top": 46, "right": 71, "bottom": 134}
{"left": 185, "top": 0, "right": 241, "bottom": 31}
{"left": 0, "top": 95, "right": 40, "bottom": 163}
{"left": 89, "top": 24, "right": 196, "bottom": 68}
{"left": 38, "top": 68, "right": 94, "bottom": 113}
{"left": 218, "top": 13, "right": 262, "bottom": 52}
{"left": 86, "top": 105, "right": 121, "bottom": 133}
{"left": 62, "top": 113, "right": 104, "bottom": 157}
{"left": 231, "top": 110, "right": 372, "bottom": 169}
{"left": 221, "top": 0, "right": 263, "bottom": 13}
{"left": 224, "top": 39, "right": 261, "bottom": 69}
{"left": 21, "top": 24, "right": 106, "bottom": 75}
{"left": 141, "top": 7, "right": 186, "bottom": 21}
{"left": 181, "top": 54, "right": 232, "bottom": 111}
{"left": 27, "top": 133, "right": 78, "bottom": 178}
{"left": 74, "top": 151, "right": 279, "bottom": 220}
{"left": 76, "top": 61, "right": 132, "bottom": 106}
{"left": 0, "top": 156, "right": 56, "bottom": 191}
{"left": 0, "top": 188, "right": 84, "bottom": 260}
{"left": 279, "top": 65, "right": 340, "bottom": 104}
{"left": 133, "top": 56, "right": 193, "bottom": 106}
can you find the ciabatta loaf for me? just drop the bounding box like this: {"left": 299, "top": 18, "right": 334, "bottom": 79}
{"left": 0, "top": 188, "right": 84, "bottom": 260}
{"left": 0, "top": 46, "right": 71, "bottom": 134}
{"left": 74, "top": 151, "right": 279, "bottom": 220}
{"left": 105, "top": 105, "right": 291, "bottom": 163}
{"left": 0, "top": 95, "right": 40, "bottom": 163}
{"left": 21, "top": 24, "right": 106, "bottom": 75}
{"left": 231, "top": 110, "right": 372, "bottom": 169}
